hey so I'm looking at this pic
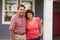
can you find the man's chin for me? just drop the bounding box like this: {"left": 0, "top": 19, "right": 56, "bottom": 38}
{"left": 21, "top": 14, "right": 23, "bottom": 16}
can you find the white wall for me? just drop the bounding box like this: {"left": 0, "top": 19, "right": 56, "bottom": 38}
{"left": 43, "top": 0, "right": 53, "bottom": 40}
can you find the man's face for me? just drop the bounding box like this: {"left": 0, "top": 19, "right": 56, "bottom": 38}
{"left": 18, "top": 6, "right": 25, "bottom": 16}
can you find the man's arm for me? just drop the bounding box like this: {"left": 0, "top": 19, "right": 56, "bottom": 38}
{"left": 9, "top": 17, "right": 16, "bottom": 40}
{"left": 10, "top": 30, "right": 15, "bottom": 40}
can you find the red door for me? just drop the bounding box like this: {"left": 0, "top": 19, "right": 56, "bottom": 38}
{"left": 53, "top": 12, "right": 60, "bottom": 35}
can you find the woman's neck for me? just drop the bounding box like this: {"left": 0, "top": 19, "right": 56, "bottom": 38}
{"left": 28, "top": 17, "right": 35, "bottom": 22}
{"left": 28, "top": 17, "right": 35, "bottom": 25}
{"left": 28, "top": 17, "right": 34, "bottom": 21}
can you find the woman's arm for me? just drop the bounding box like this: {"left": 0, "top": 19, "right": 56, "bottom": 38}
{"left": 38, "top": 18, "right": 43, "bottom": 36}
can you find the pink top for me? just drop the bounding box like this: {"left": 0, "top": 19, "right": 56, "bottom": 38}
{"left": 9, "top": 14, "right": 26, "bottom": 34}
{"left": 26, "top": 17, "right": 41, "bottom": 39}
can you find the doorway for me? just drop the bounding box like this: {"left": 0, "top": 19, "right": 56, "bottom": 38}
{"left": 53, "top": 12, "right": 60, "bottom": 36}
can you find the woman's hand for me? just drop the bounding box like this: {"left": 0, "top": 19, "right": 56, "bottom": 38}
{"left": 39, "top": 33, "right": 42, "bottom": 36}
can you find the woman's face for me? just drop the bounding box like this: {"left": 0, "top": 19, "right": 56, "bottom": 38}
{"left": 27, "top": 13, "right": 33, "bottom": 19}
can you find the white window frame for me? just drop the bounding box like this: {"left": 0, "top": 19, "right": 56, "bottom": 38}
{"left": 2, "top": 0, "right": 35, "bottom": 24}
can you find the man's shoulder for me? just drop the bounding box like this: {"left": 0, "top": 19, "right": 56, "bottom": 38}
{"left": 11, "top": 14, "right": 17, "bottom": 19}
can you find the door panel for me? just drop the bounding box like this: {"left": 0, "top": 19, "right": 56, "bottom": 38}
{"left": 53, "top": 12, "right": 60, "bottom": 35}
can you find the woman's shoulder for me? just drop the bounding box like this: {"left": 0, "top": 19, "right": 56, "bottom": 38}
{"left": 35, "top": 17, "right": 40, "bottom": 20}
{"left": 35, "top": 17, "right": 42, "bottom": 23}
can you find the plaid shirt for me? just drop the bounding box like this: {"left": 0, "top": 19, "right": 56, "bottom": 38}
{"left": 9, "top": 13, "right": 26, "bottom": 34}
